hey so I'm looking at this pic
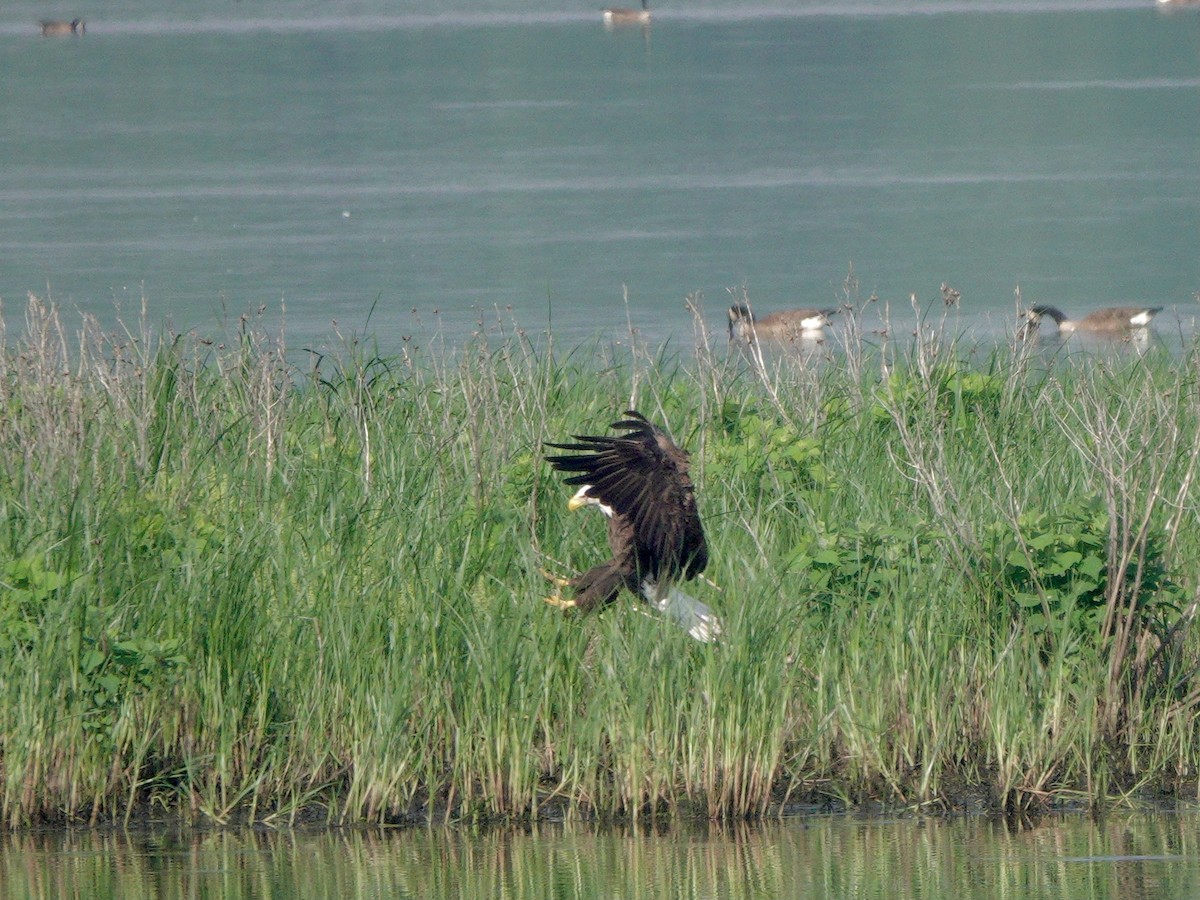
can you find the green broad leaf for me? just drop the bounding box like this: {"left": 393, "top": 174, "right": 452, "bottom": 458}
{"left": 1015, "top": 592, "right": 1043, "bottom": 608}
{"left": 1055, "top": 551, "right": 1083, "bottom": 569}
{"left": 38, "top": 570, "right": 67, "bottom": 591}
{"left": 1006, "top": 549, "right": 1031, "bottom": 569}
{"left": 782, "top": 445, "right": 810, "bottom": 465}
{"left": 784, "top": 552, "right": 812, "bottom": 571}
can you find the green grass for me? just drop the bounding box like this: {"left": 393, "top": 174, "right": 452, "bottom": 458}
{"left": 1, "top": 294, "right": 1199, "bottom": 827}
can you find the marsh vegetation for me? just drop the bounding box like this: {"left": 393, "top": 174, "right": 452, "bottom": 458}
{"left": 1, "top": 293, "right": 1198, "bottom": 828}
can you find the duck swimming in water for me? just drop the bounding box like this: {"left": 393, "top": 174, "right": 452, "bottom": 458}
{"left": 603, "top": 0, "right": 651, "bottom": 26}
{"left": 40, "top": 19, "right": 84, "bottom": 36}
{"left": 727, "top": 302, "right": 839, "bottom": 343}
{"left": 1018, "top": 305, "right": 1162, "bottom": 339}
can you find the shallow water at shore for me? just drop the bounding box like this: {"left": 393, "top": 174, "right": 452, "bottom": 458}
{"left": 4, "top": 813, "right": 1200, "bottom": 899}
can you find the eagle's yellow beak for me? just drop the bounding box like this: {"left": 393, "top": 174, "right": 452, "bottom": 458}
{"left": 567, "top": 493, "right": 588, "bottom": 511}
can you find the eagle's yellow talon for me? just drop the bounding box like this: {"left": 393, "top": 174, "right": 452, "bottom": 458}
{"left": 544, "top": 594, "right": 577, "bottom": 610}
{"left": 539, "top": 568, "right": 573, "bottom": 589}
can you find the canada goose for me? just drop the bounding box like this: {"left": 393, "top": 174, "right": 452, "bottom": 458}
{"left": 1018, "top": 305, "right": 1163, "bottom": 339}
{"left": 39, "top": 19, "right": 84, "bottom": 36}
{"left": 727, "top": 302, "right": 839, "bottom": 343}
{"left": 603, "top": 0, "right": 651, "bottom": 25}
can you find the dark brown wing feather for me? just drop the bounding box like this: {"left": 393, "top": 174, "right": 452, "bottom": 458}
{"left": 545, "top": 411, "right": 708, "bottom": 583}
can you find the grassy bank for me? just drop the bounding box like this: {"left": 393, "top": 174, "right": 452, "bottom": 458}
{"left": 1, "top": 295, "right": 1199, "bottom": 827}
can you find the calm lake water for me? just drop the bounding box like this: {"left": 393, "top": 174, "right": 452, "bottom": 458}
{"left": 4, "top": 813, "right": 1200, "bottom": 899}
{"left": 2, "top": 1, "right": 1198, "bottom": 354}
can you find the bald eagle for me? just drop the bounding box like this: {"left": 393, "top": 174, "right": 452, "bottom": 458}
{"left": 544, "top": 411, "right": 721, "bottom": 642}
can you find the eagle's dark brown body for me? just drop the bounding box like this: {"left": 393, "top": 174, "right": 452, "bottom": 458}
{"left": 562, "top": 513, "right": 637, "bottom": 611}
{"left": 545, "top": 411, "right": 708, "bottom": 613}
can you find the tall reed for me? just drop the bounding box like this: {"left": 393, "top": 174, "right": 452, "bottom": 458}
{"left": 0, "top": 293, "right": 1198, "bottom": 827}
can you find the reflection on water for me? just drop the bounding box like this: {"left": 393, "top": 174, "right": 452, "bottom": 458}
{"left": 3, "top": 814, "right": 1200, "bottom": 899}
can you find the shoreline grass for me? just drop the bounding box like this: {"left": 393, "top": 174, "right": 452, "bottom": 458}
{"left": 2, "top": 293, "right": 1199, "bottom": 828}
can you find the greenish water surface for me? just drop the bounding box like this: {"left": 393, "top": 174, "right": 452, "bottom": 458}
{"left": 3, "top": 814, "right": 1199, "bottom": 899}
